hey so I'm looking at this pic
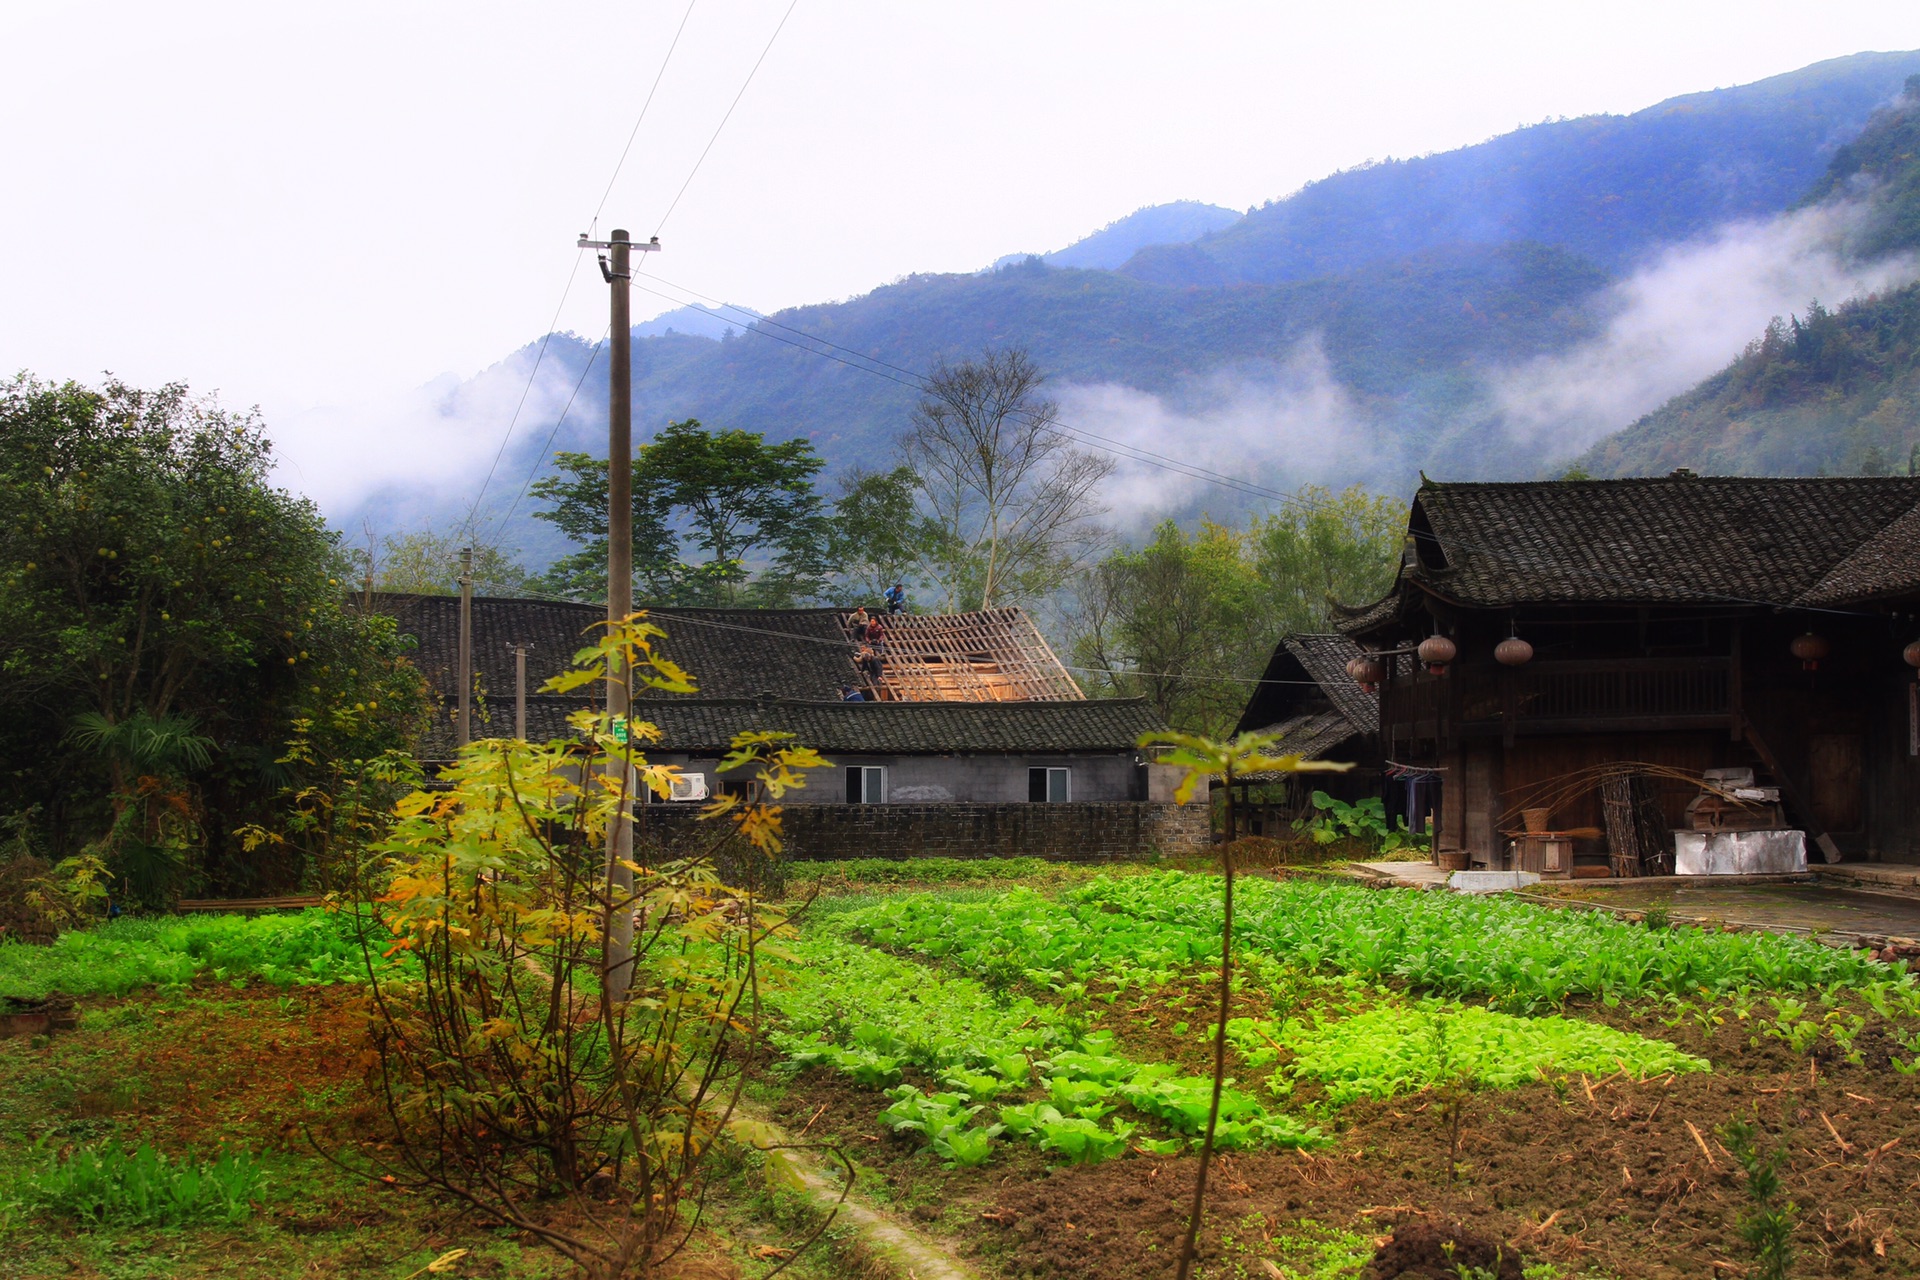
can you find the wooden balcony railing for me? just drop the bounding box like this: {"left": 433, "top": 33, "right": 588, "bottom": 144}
{"left": 1382, "top": 657, "right": 1734, "bottom": 743}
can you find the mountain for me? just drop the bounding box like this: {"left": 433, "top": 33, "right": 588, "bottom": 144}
{"left": 329, "top": 51, "right": 1920, "bottom": 563}
{"left": 1126, "top": 51, "right": 1920, "bottom": 287}
{"left": 1580, "top": 77, "right": 1920, "bottom": 478}
{"left": 992, "top": 201, "right": 1244, "bottom": 271}
{"left": 632, "top": 302, "right": 763, "bottom": 341}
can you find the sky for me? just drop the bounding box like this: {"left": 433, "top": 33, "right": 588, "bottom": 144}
{"left": 4, "top": 1, "right": 1920, "bottom": 509}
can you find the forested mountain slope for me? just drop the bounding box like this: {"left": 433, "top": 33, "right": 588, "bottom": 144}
{"left": 332, "top": 52, "right": 1920, "bottom": 559}
{"left": 1581, "top": 79, "right": 1920, "bottom": 478}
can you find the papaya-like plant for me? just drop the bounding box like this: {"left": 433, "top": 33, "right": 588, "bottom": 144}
{"left": 1138, "top": 729, "right": 1346, "bottom": 1280}
{"left": 348, "top": 615, "right": 833, "bottom": 1280}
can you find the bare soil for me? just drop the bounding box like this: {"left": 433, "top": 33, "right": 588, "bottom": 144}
{"left": 765, "top": 1001, "right": 1920, "bottom": 1280}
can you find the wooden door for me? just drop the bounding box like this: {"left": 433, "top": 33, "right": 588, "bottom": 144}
{"left": 1809, "top": 734, "right": 1864, "bottom": 832}
{"left": 1465, "top": 748, "right": 1500, "bottom": 866}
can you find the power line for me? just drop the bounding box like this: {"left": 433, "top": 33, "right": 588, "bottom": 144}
{"left": 591, "top": 0, "right": 699, "bottom": 234}
{"left": 483, "top": 325, "right": 612, "bottom": 544}
{"left": 454, "top": 5, "right": 698, "bottom": 545}
{"left": 467, "top": 578, "right": 1324, "bottom": 688}
{"left": 651, "top": 0, "right": 799, "bottom": 237}
{"left": 616, "top": 272, "right": 1885, "bottom": 619}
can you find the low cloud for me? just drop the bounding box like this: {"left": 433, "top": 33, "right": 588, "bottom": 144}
{"left": 270, "top": 337, "right": 597, "bottom": 542}
{"left": 1055, "top": 338, "right": 1382, "bottom": 530}
{"left": 1485, "top": 201, "right": 1920, "bottom": 455}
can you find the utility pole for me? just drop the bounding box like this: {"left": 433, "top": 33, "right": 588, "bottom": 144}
{"left": 512, "top": 643, "right": 529, "bottom": 741}
{"left": 579, "top": 227, "right": 660, "bottom": 1002}
{"left": 457, "top": 546, "right": 474, "bottom": 749}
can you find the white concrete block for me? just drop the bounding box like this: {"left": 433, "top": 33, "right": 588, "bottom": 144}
{"left": 1447, "top": 870, "right": 1542, "bottom": 894}
{"left": 1673, "top": 830, "right": 1806, "bottom": 875}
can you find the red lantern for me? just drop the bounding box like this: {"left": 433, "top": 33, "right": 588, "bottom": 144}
{"left": 1905, "top": 640, "right": 1920, "bottom": 670}
{"left": 1345, "top": 654, "right": 1386, "bottom": 691}
{"left": 1417, "top": 634, "right": 1457, "bottom": 674}
{"left": 1494, "top": 636, "right": 1534, "bottom": 667}
{"left": 1790, "top": 632, "right": 1830, "bottom": 671}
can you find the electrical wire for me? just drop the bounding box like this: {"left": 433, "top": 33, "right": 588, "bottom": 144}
{"left": 590, "top": 0, "right": 699, "bottom": 234}
{"left": 651, "top": 0, "right": 799, "bottom": 237}
{"left": 466, "top": 577, "right": 1330, "bottom": 687}
{"left": 454, "top": 3, "right": 699, "bottom": 547}
{"left": 484, "top": 325, "right": 612, "bottom": 543}
{"left": 616, "top": 272, "right": 1893, "bottom": 619}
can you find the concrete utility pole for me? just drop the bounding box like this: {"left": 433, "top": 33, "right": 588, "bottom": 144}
{"left": 457, "top": 546, "right": 474, "bottom": 748}
{"left": 512, "top": 643, "right": 529, "bottom": 741}
{"left": 578, "top": 227, "right": 660, "bottom": 1001}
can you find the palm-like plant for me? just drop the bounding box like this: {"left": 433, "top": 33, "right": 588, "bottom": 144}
{"left": 66, "top": 711, "right": 215, "bottom": 776}
{"left": 1138, "top": 729, "right": 1348, "bottom": 1280}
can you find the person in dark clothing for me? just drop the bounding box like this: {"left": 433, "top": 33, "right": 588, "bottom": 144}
{"left": 855, "top": 645, "right": 884, "bottom": 684}
{"left": 865, "top": 616, "right": 887, "bottom": 651}
{"left": 884, "top": 583, "right": 906, "bottom": 614}
{"left": 839, "top": 685, "right": 865, "bottom": 702}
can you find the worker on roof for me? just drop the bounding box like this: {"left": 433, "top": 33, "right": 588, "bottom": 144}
{"left": 884, "top": 583, "right": 906, "bottom": 614}
{"left": 839, "top": 684, "right": 865, "bottom": 702}
{"left": 864, "top": 614, "right": 887, "bottom": 651}
{"left": 848, "top": 606, "right": 870, "bottom": 633}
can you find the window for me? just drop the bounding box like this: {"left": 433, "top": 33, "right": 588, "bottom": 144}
{"left": 845, "top": 765, "right": 887, "bottom": 804}
{"left": 1028, "top": 766, "right": 1070, "bottom": 803}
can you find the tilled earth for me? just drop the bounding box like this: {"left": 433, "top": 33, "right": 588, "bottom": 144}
{"left": 765, "top": 1000, "right": 1920, "bottom": 1279}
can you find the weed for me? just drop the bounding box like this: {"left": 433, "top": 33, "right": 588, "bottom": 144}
{"left": 1723, "top": 1117, "right": 1795, "bottom": 1280}
{"left": 10, "top": 1139, "right": 263, "bottom": 1226}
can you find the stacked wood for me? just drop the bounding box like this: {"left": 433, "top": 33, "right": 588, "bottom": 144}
{"left": 1602, "top": 774, "right": 1670, "bottom": 877}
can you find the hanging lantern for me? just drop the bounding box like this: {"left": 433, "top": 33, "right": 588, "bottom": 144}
{"left": 1417, "top": 634, "right": 1457, "bottom": 674}
{"left": 1345, "top": 654, "right": 1386, "bottom": 691}
{"left": 1494, "top": 636, "right": 1534, "bottom": 667}
{"left": 1790, "top": 632, "right": 1830, "bottom": 671}
{"left": 1904, "top": 640, "right": 1920, "bottom": 670}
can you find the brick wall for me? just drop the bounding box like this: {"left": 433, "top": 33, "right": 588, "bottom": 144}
{"left": 640, "top": 801, "right": 1209, "bottom": 863}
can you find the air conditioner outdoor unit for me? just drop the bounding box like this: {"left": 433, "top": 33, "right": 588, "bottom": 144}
{"left": 669, "top": 773, "right": 709, "bottom": 802}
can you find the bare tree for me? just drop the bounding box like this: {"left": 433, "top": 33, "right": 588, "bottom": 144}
{"left": 902, "top": 348, "right": 1114, "bottom": 610}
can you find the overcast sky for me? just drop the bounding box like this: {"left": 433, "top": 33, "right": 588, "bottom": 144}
{"left": 4, "top": 1, "right": 1919, "bottom": 497}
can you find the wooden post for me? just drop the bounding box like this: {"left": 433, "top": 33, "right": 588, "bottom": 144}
{"left": 512, "top": 643, "right": 529, "bottom": 741}
{"left": 456, "top": 546, "right": 473, "bottom": 748}
{"left": 605, "top": 229, "right": 635, "bottom": 1002}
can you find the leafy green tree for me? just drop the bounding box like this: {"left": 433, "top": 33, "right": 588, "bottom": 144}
{"left": 1247, "top": 486, "right": 1404, "bottom": 637}
{"left": 1070, "top": 520, "right": 1265, "bottom": 734}
{"left": 824, "top": 465, "right": 948, "bottom": 607}
{"left": 1070, "top": 488, "right": 1402, "bottom": 735}
{"left": 530, "top": 419, "right": 833, "bottom": 606}
{"left": 347, "top": 527, "right": 531, "bottom": 597}
{"left": 0, "top": 374, "right": 423, "bottom": 896}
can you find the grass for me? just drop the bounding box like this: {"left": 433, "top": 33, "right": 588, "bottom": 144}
{"left": 0, "top": 908, "right": 393, "bottom": 1000}
{"left": 0, "top": 981, "right": 570, "bottom": 1280}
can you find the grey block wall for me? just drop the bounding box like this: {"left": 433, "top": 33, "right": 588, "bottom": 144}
{"left": 638, "top": 800, "right": 1209, "bottom": 862}
{"left": 660, "top": 751, "right": 1144, "bottom": 804}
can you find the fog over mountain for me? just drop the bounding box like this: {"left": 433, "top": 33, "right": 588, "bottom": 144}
{"left": 314, "top": 50, "right": 1920, "bottom": 566}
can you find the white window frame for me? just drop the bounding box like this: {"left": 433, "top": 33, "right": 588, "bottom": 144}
{"left": 846, "top": 765, "right": 888, "bottom": 804}
{"left": 1029, "top": 766, "right": 1071, "bottom": 803}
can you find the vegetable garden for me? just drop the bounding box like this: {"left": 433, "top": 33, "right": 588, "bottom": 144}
{"left": 747, "top": 869, "right": 1920, "bottom": 1280}
{"left": 7, "top": 862, "right": 1920, "bottom": 1279}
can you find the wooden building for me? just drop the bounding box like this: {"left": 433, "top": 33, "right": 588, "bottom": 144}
{"left": 1338, "top": 475, "right": 1920, "bottom": 871}
{"left": 1231, "top": 634, "right": 1387, "bottom": 838}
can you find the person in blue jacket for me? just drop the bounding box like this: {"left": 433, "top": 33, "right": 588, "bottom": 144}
{"left": 884, "top": 583, "right": 906, "bottom": 614}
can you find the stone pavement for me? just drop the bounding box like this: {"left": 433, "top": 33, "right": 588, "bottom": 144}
{"left": 1344, "top": 859, "right": 1920, "bottom": 947}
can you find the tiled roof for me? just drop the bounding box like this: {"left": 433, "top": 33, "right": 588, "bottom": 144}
{"left": 1281, "top": 634, "right": 1378, "bottom": 732}
{"left": 1797, "top": 500, "right": 1920, "bottom": 605}
{"left": 368, "top": 595, "right": 1080, "bottom": 706}
{"left": 1249, "top": 710, "right": 1363, "bottom": 763}
{"left": 416, "top": 694, "right": 1165, "bottom": 759}
{"left": 1235, "top": 633, "right": 1379, "bottom": 743}
{"left": 1336, "top": 476, "right": 1920, "bottom": 624}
